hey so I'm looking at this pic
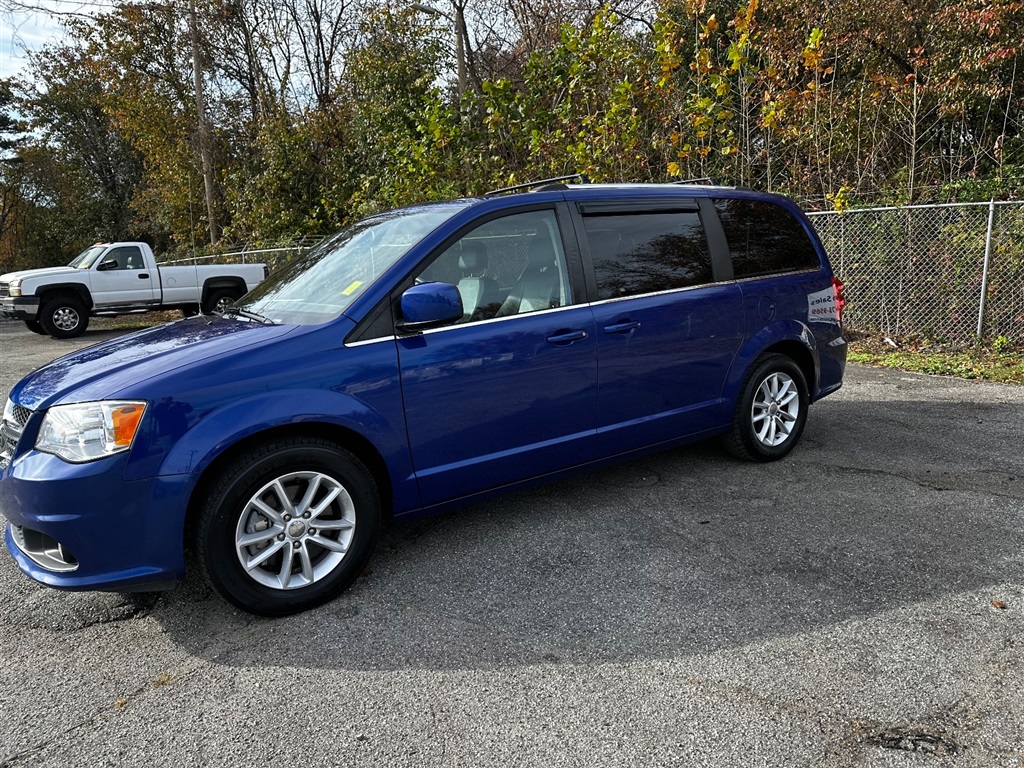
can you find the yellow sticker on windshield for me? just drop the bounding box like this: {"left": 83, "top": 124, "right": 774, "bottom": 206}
{"left": 342, "top": 280, "right": 363, "bottom": 296}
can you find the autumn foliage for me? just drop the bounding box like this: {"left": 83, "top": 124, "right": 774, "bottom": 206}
{"left": 0, "top": 0, "right": 1021, "bottom": 269}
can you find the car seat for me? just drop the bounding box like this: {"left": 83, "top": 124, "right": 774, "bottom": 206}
{"left": 456, "top": 242, "right": 503, "bottom": 321}
{"left": 496, "top": 238, "right": 562, "bottom": 317}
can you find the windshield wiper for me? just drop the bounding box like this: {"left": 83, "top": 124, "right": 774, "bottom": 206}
{"left": 221, "top": 306, "right": 276, "bottom": 325}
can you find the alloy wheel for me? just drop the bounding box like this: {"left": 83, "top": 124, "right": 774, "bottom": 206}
{"left": 234, "top": 471, "right": 356, "bottom": 590}
{"left": 750, "top": 371, "right": 800, "bottom": 447}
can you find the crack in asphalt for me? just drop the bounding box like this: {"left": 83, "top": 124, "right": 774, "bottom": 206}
{"left": 793, "top": 460, "right": 1023, "bottom": 502}
{"left": 1, "top": 591, "right": 161, "bottom": 633}
{"left": 865, "top": 725, "right": 964, "bottom": 756}
{"left": 74, "top": 594, "right": 161, "bottom": 628}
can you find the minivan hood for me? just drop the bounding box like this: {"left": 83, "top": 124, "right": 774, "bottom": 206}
{"left": 11, "top": 317, "right": 298, "bottom": 410}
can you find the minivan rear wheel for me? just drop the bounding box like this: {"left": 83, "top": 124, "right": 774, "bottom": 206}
{"left": 195, "top": 437, "right": 380, "bottom": 616}
{"left": 724, "top": 353, "right": 808, "bottom": 462}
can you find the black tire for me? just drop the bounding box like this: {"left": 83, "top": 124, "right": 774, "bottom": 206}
{"left": 196, "top": 437, "right": 380, "bottom": 616}
{"left": 24, "top": 319, "right": 47, "bottom": 335}
{"left": 724, "top": 353, "right": 809, "bottom": 462}
{"left": 202, "top": 289, "right": 240, "bottom": 315}
{"left": 39, "top": 296, "right": 90, "bottom": 339}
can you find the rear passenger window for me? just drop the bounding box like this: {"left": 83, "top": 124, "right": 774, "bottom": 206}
{"left": 715, "top": 199, "right": 820, "bottom": 278}
{"left": 582, "top": 212, "right": 712, "bottom": 300}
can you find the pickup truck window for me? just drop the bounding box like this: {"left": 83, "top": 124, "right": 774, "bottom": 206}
{"left": 235, "top": 204, "right": 464, "bottom": 325}
{"left": 68, "top": 246, "right": 107, "bottom": 270}
{"left": 103, "top": 246, "right": 145, "bottom": 270}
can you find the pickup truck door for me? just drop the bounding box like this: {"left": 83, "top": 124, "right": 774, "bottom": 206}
{"left": 89, "top": 245, "right": 160, "bottom": 308}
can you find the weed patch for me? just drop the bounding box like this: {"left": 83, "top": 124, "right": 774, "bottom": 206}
{"left": 848, "top": 333, "right": 1024, "bottom": 385}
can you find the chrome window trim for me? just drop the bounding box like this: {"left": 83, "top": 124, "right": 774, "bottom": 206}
{"left": 418, "top": 302, "right": 585, "bottom": 336}
{"left": 589, "top": 281, "right": 725, "bottom": 306}
{"left": 345, "top": 335, "right": 397, "bottom": 348}
{"left": 346, "top": 301, "right": 589, "bottom": 347}
{"left": 345, "top": 266, "right": 825, "bottom": 345}
{"left": 589, "top": 267, "right": 823, "bottom": 306}
{"left": 729, "top": 267, "right": 821, "bottom": 283}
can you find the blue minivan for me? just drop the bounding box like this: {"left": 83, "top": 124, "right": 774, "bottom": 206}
{"left": 0, "top": 180, "right": 846, "bottom": 615}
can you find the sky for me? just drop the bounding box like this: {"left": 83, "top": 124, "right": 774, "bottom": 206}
{"left": 0, "top": 1, "right": 89, "bottom": 79}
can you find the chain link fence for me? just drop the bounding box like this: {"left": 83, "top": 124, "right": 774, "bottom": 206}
{"left": 159, "top": 235, "right": 323, "bottom": 272}
{"left": 808, "top": 202, "right": 1024, "bottom": 345}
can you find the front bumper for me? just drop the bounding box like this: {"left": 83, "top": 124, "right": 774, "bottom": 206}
{"left": 0, "top": 296, "right": 40, "bottom": 321}
{"left": 0, "top": 448, "right": 190, "bottom": 592}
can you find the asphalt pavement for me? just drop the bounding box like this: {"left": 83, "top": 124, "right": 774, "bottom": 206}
{"left": 1, "top": 318, "right": 1022, "bottom": 767}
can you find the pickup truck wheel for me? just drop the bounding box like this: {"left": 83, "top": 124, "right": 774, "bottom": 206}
{"left": 39, "top": 297, "right": 89, "bottom": 339}
{"left": 203, "top": 289, "right": 239, "bottom": 315}
{"left": 723, "top": 353, "right": 808, "bottom": 462}
{"left": 24, "top": 319, "right": 46, "bottom": 335}
{"left": 196, "top": 437, "right": 380, "bottom": 616}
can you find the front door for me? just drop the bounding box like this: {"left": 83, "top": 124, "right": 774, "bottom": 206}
{"left": 89, "top": 245, "right": 159, "bottom": 307}
{"left": 396, "top": 208, "right": 598, "bottom": 505}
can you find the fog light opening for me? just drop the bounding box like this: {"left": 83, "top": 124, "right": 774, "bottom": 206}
{"left": 10, "top": 525, "right": 80, "bottom": 572}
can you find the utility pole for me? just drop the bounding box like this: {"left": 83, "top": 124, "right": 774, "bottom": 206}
{"left": 189, "top": 0, "right": 219, "bottom": 244}
{"left": 454, "top": 1, "right": 466, "bottom": 98}
{"left": 412, "top": 1, "right": 466, "bottom": 99}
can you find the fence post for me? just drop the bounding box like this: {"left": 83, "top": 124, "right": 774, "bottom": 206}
{"left": 976, "top": 199, "right": 996, "bottom": 344}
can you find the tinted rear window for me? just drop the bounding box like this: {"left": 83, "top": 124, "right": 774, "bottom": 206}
{"left": 583, "top": 212, "right": 713, "bottom": 300}
{"left": 715, "top": 199, "right": 820, "bottom": 278}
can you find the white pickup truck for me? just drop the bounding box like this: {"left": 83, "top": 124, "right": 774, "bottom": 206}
{"left": 0, "top": 242, "right": 267, "bottom": 338}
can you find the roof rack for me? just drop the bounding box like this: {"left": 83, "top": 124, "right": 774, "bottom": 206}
{"left": 485, "top": 173, "right": 590, "bottom": 197}
{"left": 671, "top": 176, "right": 717, "bottom": 185}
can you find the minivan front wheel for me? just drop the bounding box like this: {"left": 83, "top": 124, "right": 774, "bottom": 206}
{"left": 196, "top": 437, "right": 380, "bottom": 616}
{"left": 725, "top": 354, "right": 808, "bottom": 462}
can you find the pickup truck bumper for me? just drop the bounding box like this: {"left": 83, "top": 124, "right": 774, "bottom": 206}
{"left": 0, "top": 296, "right": 39, "bottom": 321}
{"left": 0, "top": 448, "right": 189, "bottom": 592}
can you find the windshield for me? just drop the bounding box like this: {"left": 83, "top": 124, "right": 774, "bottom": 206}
{"left": 234, "top": 204, "right": 464, "bottom": 324}
{"left": 68, "top": 246, "right": 107, "bottom": 269}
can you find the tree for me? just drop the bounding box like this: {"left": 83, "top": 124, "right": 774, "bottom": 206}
{"left": 20, "top": 39, "right": 144, "bottom": 245}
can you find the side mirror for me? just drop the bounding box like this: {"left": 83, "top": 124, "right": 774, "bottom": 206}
{"left": 97, "top": 258, "right": 118, "bottom": 271}
{"left": 397, "top": 282, "right": 463, "bottom": 331}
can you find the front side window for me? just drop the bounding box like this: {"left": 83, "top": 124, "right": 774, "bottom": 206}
{"left": 101, "top": 246, "right": 144, "bottom": 270}
{"left": 235, "top": 203, "right": 465, "bottom": 325}
{"left": 715, "top": 198, "right": 820, "bottom": 278}
{"left": 413, "top": 209, "right": 571, "bottom": 323}
{"left": 583, "top": 211, "right": 713, "bottom": 300}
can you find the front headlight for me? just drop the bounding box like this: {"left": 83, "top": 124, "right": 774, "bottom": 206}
{"left": 8, "top": 279, "right": 22, "bottom": 297}
{"left": 36, "top": 401, "right": 147, "bottom": 463}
